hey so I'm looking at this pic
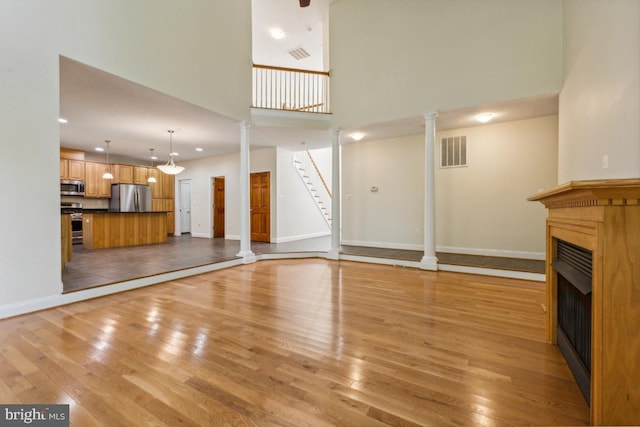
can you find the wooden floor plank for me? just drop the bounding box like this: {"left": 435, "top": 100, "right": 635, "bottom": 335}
{"left": 1, "top": 259, "right": 589, "bottom": 426}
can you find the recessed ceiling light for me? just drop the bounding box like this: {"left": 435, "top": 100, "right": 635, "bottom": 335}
{"left": 475, "top": 112, "right": 495, "bottom": 123}
{"left": 350, "top": 132, "right": 365, "bottom": 141}
{"left": 58, "top": 118, "right": 68, "bottom": 124}
{"left": 95, "top": 147, "right": 104, "bottom": 152}
{"left": 270, "top": 28, "right": 285, "bottom": 40}
{"left": 195, "top": 147, "right": 203, "bottom": 152}
{"left": 151, "top": 156, "right": 158, "bottom": 160}
{"left": 170, "top": 152, "right": 179, "bottom": 156}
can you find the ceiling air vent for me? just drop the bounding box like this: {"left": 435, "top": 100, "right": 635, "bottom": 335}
{"left": 288, "top": 47, "right": 310, "bottom": 60}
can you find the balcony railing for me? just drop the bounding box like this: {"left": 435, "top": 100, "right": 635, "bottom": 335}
{"left": 252, "top": 64, "right": 331, "bottom": 114}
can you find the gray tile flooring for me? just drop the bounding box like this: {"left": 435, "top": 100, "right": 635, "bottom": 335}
{"left": 62, "top": 235, "right": 545, "bottom": 293}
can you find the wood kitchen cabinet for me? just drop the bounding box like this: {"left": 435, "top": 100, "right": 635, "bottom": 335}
{"left": 113, "top": 164, "right": 133, "bottom": 183}
{"left": 148, "top": 169, "right": 163, "bottom": 198}
{"left": 85, "top": 161, "right": 112, "bottom": 198}
{"left": 151, "top": 199, "right": 163, "bottom": 212}
{"left": 166, "top": 211, "right": 175, "bottom": 234}
{"left": 134, "top": 166, "right": 148, "bottom": 185}
{"left": 152, "top": 197, "right": 175, "bottom": 235}
{"left": 162, "top": 172, "right": 175, "bottom": 198}
{"left": 60, "top": 159, "right": 85, "bottom": 181}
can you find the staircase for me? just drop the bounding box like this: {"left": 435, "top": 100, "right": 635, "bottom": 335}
{"left": 293, "top": 151, "right": 332, "bottom": 227}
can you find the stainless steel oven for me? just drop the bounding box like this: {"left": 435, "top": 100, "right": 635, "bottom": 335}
{"left": 61, "top": 202, "right": 83, "bottom": 245}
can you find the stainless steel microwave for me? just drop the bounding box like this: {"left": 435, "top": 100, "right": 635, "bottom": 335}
{"left": 60, "top": 180, "right": 85, "bottom": 196}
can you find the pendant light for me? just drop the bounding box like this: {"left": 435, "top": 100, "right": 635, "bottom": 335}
{"left": 157, "top": 130, "right": 185, "bottom": 175}
{"left": 147, "top": 148, "right": 157, "bottom": 183}
{"left": 102, "top": 140, "right": 114, "bottom": 179}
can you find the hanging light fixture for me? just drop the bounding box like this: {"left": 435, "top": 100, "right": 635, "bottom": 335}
{"left": 102, "top": 140, "right": 114, "bottom": 179}
{"left": 147, "top": 148, "right": 157, "bottom": 183}
{"left": 157, "top": 130, "right": 185, "bottom": 175}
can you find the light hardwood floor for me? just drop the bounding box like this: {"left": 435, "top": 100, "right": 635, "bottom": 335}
{"left": 1, "top": 260, "right": 589, "bottom": 426}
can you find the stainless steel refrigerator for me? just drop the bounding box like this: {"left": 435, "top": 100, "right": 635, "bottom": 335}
{"left": 109, "top": 184, "right": 152, "bottom": 212}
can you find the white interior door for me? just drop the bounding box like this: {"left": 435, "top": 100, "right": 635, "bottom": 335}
{"left": 179, "top": 180, "right": 191, "bottom": 234}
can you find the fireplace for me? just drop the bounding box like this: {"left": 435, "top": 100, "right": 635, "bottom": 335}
{"left": 553, "top": 239, "right": 592, "bottom": 404}
{"left": 529, "top": 179, "right": 640, "bottom": 425}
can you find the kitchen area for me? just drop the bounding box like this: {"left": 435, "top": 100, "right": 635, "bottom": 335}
{"left": 60, "top": 147, "right": 175, "bottom": 278}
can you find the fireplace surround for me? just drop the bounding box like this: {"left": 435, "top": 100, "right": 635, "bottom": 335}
{"left": 529, "top": 179, "right": 640, "bottom": 425}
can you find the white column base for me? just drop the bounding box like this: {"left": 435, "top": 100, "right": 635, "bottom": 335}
{"left": 419, "top": 255, "right": 438, "bottom": 271}
{"left": 326, "top": 248, "right": 342, "bottom": 260}
{"left": 237, "top": 251, "right": 256, "bottom": 264}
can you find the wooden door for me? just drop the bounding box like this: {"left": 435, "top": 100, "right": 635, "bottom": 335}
{"left": 250, "top": 172, "right": 270, "bottom": 242}
{"left": 213, "top": 177, "right": 225, "bottom": 238}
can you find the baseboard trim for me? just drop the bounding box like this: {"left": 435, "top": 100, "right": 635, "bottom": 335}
{"left": 258, "top": 252, "right": 326, "bottom": 260}
{"left": 438, "top": 263, "right": 545, "bottom": 282}
{"left": 273, "top": 231, "right": 331, "bottom": 243}
{"left": 191, "top": 232, "right": 211, "bottom": 239}
{"left": 339, "top": 254, "right": 423, "bottom": 269}
{"left": 341, "top": 240, "right": 423, "bottom": 251}
{"left": 436, "top": 246, "right": 545, "bottom": 260}
{"left": 341, "top": 241, "right": 545, "bottom": 260}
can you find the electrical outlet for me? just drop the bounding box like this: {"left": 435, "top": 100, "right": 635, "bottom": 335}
{"left": 602, "top": 155, "right": 608, "bottom": 169}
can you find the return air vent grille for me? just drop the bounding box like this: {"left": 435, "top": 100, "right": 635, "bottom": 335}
{"left": 288, "top": 47, "right": 310, "bottom": 60}
{"left": 440, "top": 136, "right": 467, "bottom": 168}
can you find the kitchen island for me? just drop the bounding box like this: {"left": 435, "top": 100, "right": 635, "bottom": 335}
{"left": 83, "top": 212, "right": 167, "bottom": 249}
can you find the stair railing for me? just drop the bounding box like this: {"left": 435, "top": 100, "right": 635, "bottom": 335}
{"left": 292, "top": 150, "right": 332, "bottom": 226}
{"left": 253, "top": 64, "right": 331, "bottom": 114}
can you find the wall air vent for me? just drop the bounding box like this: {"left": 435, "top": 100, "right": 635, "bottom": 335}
{"left": 288, "top": 47, "right": 310, "bottom": 60}
{"left": 441, "top": 136, "right": 467, "bottom": 168}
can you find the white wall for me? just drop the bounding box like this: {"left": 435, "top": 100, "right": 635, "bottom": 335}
{"left": 330, "top": 0, "right": 562, "bottom": 128}
{"left": 342, "top": 134, "right": 425, "bottom": 249}
{"left": 276, "top": 148, "right": 330, "bottom": 242}
{"left": 308, "top": 147, "right": 332, "bottom": 189}
{"left": 179, "top": 146, "right": 330, "bottom": 242}
{"left": 436, "top": 116, "right": 558, "bottom": 256}
{"left": 559, "top": 0, "right": 640, "bottom": 181}
{"left": 178, "top": 148, "right": 277, "bottom": 240}
{"left": 341, "top": 116, "right": 558, "bottom": 256}
{"left": 0, "top": 0, "right": 251, "bottom": 308}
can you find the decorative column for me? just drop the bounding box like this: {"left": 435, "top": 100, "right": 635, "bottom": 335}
{"left": 420, "top": 111, "right": 438, "bottom": 270}
{"left": 237, "top": 120, "right": 256, "bottom": 263}
{"left": 327, "top": 128, "right": 342, "bottom": 260}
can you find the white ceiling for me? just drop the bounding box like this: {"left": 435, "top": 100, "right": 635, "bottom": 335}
{"left": 59, "top": 0, "right": 558, "bottom": 163}
{"left": 252, "top": 0, "right": 329, "bottom": 71}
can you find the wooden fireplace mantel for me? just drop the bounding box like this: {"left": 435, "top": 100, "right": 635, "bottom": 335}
{"left": 529, "top": 178, "right": 640, "bottom": 426}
